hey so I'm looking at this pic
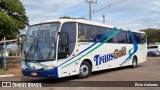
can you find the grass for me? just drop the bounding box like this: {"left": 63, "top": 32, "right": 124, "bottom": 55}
{"left": 0, "top": 69, "right": 6, "bottom": 75}
{"left": 0, "top": 61, "right": 21, "bottom": 75}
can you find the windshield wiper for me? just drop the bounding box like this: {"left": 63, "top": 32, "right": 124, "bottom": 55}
{"left": 34, "top": 39, "right": 43, "bottom": 60}
{"left": 46, "top": 46, "right": 54, "bottom": 60}
{"left": 25, "top": 38, "right": 36, "bottom": 60}
{"left": 46, "top": 38, "right": 56, "bottom": 60}
{"left": 25, "top": 31, "right": 43, "bottom": 60}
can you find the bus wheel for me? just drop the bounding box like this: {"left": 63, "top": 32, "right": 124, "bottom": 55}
{"left": 78, "top": 61, "right": 91, "bottom": 79}
{"left": 132, "top": 57, "right": 137, "bottom": 68}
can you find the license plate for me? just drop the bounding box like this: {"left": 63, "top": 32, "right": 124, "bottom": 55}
{"left": 31, "top": 72, "right": 37, "bottom": 76}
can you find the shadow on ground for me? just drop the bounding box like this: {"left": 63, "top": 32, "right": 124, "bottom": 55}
{"left": 21, "top": 65, "right": 141, "bottom": 84}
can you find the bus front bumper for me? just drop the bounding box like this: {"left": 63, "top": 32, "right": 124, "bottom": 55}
{"left": 22, "top": 68, "right": 59, "bottom": 78}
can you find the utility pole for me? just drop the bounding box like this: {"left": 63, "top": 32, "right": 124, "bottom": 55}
{"left": 3, "top": 37, "right": 6, "bottom": 70}
{"left": 102, "top": 15, "right": 105, "bottom": 24}
{"left": 87, "top": 0, "right": 97, "bottom": 21}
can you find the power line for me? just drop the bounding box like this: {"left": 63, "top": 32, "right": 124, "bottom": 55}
{"left": 93, "top": 0, "right": 127, "bottom": 13}
{"left": 82, "top": 0, "right": 128, "bottom": 18}
{"left": 63, "top": 0, "right": 87, "bottom": 14}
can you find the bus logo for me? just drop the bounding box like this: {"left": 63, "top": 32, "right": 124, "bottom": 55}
{"left": 94, "top": 47, "right": 126, "bottom": 66}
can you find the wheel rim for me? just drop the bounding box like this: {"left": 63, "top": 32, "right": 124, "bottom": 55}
{"left": 80, "top": 65, "right": 89, "bottom": 75}
{"left": 133, "top": 59, "right": 136, "bottom": 67}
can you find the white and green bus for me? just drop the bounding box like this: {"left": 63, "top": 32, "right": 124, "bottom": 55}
{"left": 19, "top": 19, "right": 147, "bottom": 78}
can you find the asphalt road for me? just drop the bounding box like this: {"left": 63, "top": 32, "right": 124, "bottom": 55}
{"left": 0, "top": 57, "right": 160, "bottom": 90}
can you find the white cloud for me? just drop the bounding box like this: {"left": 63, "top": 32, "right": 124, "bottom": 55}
{"left": 21, "top": 0, "right": 85, "bottom": 24}
{"left": 94, "top": 0, "right": 160, "bottom": 30}
{"left": 20, "top": 0, "right": 160, "bottom": 30}
{"left": 151, "top": 0, "right": 160, "bottom": 13}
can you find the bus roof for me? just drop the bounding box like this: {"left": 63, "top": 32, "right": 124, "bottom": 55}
{"left": 31, "top": 19, "right": 145, "bottom": 34}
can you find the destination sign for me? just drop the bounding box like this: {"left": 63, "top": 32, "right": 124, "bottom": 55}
{"left": 30, "top": 24, "right": 52, "bottom": 31}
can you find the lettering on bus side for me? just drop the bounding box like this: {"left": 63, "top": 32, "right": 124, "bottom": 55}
{"left": 94, "top": 47, "right": 126, "bottom": 66}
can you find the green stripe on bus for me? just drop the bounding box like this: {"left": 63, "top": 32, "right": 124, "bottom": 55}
{"left": 62, "top": 28, "right": 122, "bottom": 68}
{"left": 122, "top": 47, "right": 133, "bottom": 65}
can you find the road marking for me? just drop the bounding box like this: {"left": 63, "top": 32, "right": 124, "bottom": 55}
{"left": 0, "top": 74, "right": 14, "bottom": 78}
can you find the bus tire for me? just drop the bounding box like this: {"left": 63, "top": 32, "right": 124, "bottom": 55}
{"left": 132, "top": 56, "right": 137, "bottom": 68}
{"left": 78, "top": 61, "right": 91, "bottom": 79}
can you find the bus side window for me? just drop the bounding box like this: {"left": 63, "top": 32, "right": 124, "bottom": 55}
{"left": 140, "top": 33, "right": 146, "bottom": 44}
{"left": 86, "top": 25, "right": 94, "bottom": 42}
{"left": 133, "top": 32, "right": 140, "bottom": 44}
{"left": 107, "top": 28, "right": 113, "bottom": 43}
{"left": 93, "top": 26, "right": 106, "bottom": 42}
{"left": 112, "top": 29, "right": 118, "bottom": 43}
{"left": 78, "top": 24, "right": 86, "bottom": 41}
{"left": 127, "top": 32, "right": 132, "bottom": 44}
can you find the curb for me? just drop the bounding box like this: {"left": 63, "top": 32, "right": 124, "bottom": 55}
{"left": 0, "top": 74, "right": 14, "bottom": 78}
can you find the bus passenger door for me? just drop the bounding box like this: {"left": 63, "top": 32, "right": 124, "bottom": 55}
{"left": 57, "top": 22, "right": 77, "bottom": 77}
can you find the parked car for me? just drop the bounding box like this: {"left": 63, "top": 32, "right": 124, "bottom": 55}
{"left": 147, "top": 45, "right": 160, "bottom": 56}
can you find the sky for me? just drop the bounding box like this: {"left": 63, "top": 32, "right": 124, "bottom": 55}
{"left": 20, "top": 0, "right": 160, "bottom": 30}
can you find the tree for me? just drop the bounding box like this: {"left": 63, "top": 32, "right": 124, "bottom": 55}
{"left": 0, "top": 0, "right": 28, "bottom": 40}
{"left": 59, "top": 16, "right": 86, "bottom": 20}
{"left": 141, "top": 28, "right": 160, "bottom": 44}
{"left": 59, "top": 16, "right": 72, "bottom": 19}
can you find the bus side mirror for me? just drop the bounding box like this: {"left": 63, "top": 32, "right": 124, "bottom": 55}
{"left": 58, "top": 32, "right": 69, "bottom": 59}
{"left": 17, "top": 34, "right": 26, "bottom": 47}
{"left": 58, "top": 32, "right": 69, "bottom": 47}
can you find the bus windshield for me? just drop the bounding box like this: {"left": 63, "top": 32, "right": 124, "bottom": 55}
{"left": 23, "top": 22, "right": 60, "bottom": 61}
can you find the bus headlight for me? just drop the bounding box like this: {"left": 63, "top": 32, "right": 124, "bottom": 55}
{"left": 44, "top": 65, "right": 55, "bottom": 70}
{"left": 22, "top": 66, "right": 26, "bottom": 69}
